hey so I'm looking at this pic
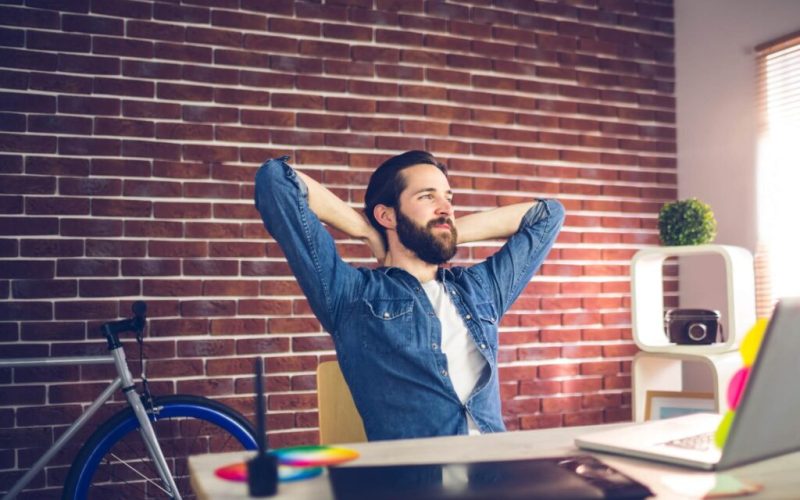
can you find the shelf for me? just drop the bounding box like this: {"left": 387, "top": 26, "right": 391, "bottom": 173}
{"left": 631, "top": 244, "right": 756, "bottom": 354}
{"left": 632, "top": 351, "right": 741, "bottom": 422}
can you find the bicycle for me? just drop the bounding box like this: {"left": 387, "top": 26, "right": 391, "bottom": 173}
{"left": 1, "top": 301, "right": 259, "bottom": 499}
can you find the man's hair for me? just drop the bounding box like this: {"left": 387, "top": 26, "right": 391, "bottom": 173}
{"left": 364, "top": 150, "right": 447, "bottom": 247}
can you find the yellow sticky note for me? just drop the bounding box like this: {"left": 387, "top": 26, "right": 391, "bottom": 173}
{"left": 740, "top": 319, "right": 769, "bottom": 366}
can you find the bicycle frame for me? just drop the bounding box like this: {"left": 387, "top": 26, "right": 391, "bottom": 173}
{"left": 1, "top": 346, "right": 182, "bottom": 500}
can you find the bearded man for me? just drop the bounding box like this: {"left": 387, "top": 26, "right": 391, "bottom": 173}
{"left": 254, "top": 151, "right": 564, "bottom": 441}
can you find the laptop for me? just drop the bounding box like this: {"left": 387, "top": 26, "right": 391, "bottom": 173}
{"left": 575, "top": 297, "right": 800, "bottom": 470}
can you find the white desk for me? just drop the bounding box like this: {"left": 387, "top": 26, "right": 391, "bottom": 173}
{"left": 189, "top": 424, "right": 800, "bottom": 499}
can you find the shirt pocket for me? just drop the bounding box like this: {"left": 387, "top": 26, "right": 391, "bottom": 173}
{"left": 475, "top": 302, "right": 498, "bottom": 324}
{"left": 474, "top": 301, "right": 499, "bottom": 352}
{"left": 360, "top": 298, "right": 416, "bottom": 352}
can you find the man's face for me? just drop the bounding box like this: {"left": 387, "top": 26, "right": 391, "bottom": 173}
{"left": 394, "top": 164, "right": 457, "bottom": 265}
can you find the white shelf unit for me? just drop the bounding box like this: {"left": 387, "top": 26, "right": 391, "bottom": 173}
{"left": 630, "top": 244, "right": 755, "bottom": 422}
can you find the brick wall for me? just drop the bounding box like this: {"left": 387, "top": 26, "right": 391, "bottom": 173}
{"left": 0, "top": 0, "right": 676, "bottom": 495}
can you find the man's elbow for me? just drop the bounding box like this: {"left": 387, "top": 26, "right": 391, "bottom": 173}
{"left": 545, "top": 199, "right": 566, "bottom": 225}
{"left": 254, "top": 158, "right": 290, "bottom": 218}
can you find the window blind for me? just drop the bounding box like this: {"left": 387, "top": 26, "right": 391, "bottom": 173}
{"left": 756, "top": 31, "right": 800, "bottom": 316}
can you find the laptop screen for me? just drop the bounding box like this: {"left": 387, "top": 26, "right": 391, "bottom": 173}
{"left": 720, "top": 297, "right": 800, "bottom": 468}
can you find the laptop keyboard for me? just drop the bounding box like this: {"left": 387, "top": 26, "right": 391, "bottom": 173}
{"left": 665, "top": 432, "right": 714, "bottom": 451}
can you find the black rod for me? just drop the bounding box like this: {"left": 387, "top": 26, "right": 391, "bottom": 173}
{"left": 255, "top": 356, "right": 266, "bottom": 452}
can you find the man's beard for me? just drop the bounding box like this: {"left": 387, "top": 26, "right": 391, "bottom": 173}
{"left": 395, "top": 208, "right": 457, "bottom": 265}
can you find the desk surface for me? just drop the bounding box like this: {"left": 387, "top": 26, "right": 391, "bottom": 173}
{"left": 189, "top": 424, "right": 800, "bottom": 499}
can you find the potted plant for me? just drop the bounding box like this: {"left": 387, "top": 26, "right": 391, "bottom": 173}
{"left": 658, "top": 198, "right": 717, "bottom": 246}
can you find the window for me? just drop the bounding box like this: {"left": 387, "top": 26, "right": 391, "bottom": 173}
{"left": 756, "top": 31, "right": 800, "bottom": 313}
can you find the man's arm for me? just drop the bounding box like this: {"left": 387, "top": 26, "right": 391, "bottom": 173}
{"left": 456, "top": 202, "right": 538, "bottom": 244}
{"left": 254, "top": 158, "right": 375, "bottom": 334}
{"left": 295, "top": 170, "right": 386, "bottom": 263}
{"left": 465, "top": 199, "right": 565, "bottom": 315}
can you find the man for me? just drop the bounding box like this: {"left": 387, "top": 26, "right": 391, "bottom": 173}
{"left": 254, "top": 151, "right": 564, "bottom": 441}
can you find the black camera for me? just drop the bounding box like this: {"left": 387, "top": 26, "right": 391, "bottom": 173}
{"left": 664, "top": 309, "right": 722, "bottom": 345}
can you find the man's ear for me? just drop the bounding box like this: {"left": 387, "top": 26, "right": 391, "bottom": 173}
{"left": 373, "top": 204, "right": 396, "bottom": 230}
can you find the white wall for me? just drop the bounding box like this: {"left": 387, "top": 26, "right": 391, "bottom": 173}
{"left": 675, "top": 0, "right": 800, "bottom": 308}
{"left": 675, "top": 0, "right": 800, "bottom": 389}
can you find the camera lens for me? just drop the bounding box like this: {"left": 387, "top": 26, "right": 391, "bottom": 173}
{"left": 687, "top": 322, "right": 708, "bottom": 342}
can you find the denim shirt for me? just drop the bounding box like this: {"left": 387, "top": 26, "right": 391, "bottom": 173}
{"left": 254, "top": 157, "right": 565, "bottom": 441}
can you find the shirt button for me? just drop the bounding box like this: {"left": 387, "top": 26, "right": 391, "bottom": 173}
{"left": 480, "top": 343, "right": 486, "bottom": 349}
{"left": 432, "top": 343, "right": 438, "bottom": 350}
{"left": 441, "top": 369, "right": 448, "bottom": 377}
{"left": 450, "top": 290, "right": 456, "bottom": 295}
{"left": 465, "top": 314, "right": 472, "bottom": 320}
{"left": 383, "top": 312, "right": 390, "bottom": 318}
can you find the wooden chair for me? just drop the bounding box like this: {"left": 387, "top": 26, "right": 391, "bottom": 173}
{"left": 316, "top": 360, "right": 367, "bottom": 445}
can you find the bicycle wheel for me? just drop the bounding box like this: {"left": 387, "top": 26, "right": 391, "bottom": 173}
{"left": 63, "top": 395, "right": 258, "bottom": 499}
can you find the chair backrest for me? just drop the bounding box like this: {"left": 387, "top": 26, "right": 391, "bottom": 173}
{"left": 316, "top": 360, "right": 367, "bottom": 445}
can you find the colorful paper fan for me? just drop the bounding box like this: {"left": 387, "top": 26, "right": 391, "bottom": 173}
{"left": 215, "top": 462, "right": 322, "bottom": 482}
{"left": 273, "top": 445, "right": 359, "bottom": 467}
{"left": 214, "top": 445, "right": 359, "bottom": 483}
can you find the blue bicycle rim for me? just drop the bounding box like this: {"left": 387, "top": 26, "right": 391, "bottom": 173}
{"left": 72, "top": 401, "right": 258, "bottom": 498}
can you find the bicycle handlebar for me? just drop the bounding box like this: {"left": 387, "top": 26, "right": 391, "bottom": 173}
{"left": 102, "top": 301, "right": 147, "bottom": 350}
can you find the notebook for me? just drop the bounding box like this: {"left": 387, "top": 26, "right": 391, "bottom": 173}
{"left": 575, "top": 297, "right": 800, "bottom": 470}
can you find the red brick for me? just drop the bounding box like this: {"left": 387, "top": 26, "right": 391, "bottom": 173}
{"left": 78, "top": 279, "right": 140, "bottom": 297}
{"left": 180, "top": 300, "right": 236, "bottom": 317}
{"left": 517, "top": 346, "right": 560, "bottom": 361}
{"left": 54, "top": 300, "right": 117, "bottom": 320}
{"left": 541, "top": 395, "right": 581, "bottom": 413}
{"left": 292, "top": 336, "right": 334, "bottom": 352}
{"left": 538, "top": 363, "right": 579, "bottom": 379}
{"left": 153, "top": 201, "right": 211, "bottom": 219}
{"left": 177, "top": 339, "right": 235, "bottom": 357}
{"left": 202, "top": 280, "right": 258, "bottom": 296}
{"left": 143, "top": 279, "right": 202, "bottom": 297}
{"left": 146, "top": 359, "right": 204, "bottom": 378}
{"left": 0, "top": 301, "right": 52, "bottom": 320}
{"left": 185, "top": 221, "right": 242, "bottom": 239}
{"left": 503, "top": 397, "right": 541, "bottom": 415}
{"left": 580, "top": 361, "right": 620, "bottom": 376}
{"left": 565, "top": 410, "right": 604, "bottom": 427}
{"left": 562, "top": 377, "right": 603, "bottom": 393}
{"left": 238, "top": 299, "right": 292, "bottom": 316}
{"left": 148, "top": 318, "right": 208, "bottom": 337}
{"left": 268, "top": 318, "right": 321, "bottom": 334}
{"left": 123, "top": 219, "right": 182, "bottom": 238}
{"left": 121, "top": 258, "right": 180, "bottom": 276}
{"left": 401, "top": 49, "right": 446, "bottom": 67}
{"left": 182, "top": 105, "right": 238, "bottom": 123}
{"left": 519, "top": 379, "right": 561, "bottom": 396}
{"left": 122, "top": 99, "right": 181, "bottom": 119}
{"left": 519, "top": 413, "right": 562, "bottom": 430}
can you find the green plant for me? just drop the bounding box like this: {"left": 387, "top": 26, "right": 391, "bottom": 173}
{"left": 658, "top": 198, "right": 717, "bottom": 246}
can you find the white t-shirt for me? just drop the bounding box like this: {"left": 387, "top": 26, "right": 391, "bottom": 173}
{"left": 422, "top": 280, "right": 487, "bottom": 435}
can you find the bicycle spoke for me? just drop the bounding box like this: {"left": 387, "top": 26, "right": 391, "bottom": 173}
{"left": 94, "top": 457, "right": 150, "bottom": 499}
{"left": 107, "top": 452, "right": 172, "bottom": 496}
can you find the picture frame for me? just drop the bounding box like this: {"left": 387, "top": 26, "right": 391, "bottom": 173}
{"left": 644, "top": 390, "right": 716, "bottom": 420}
